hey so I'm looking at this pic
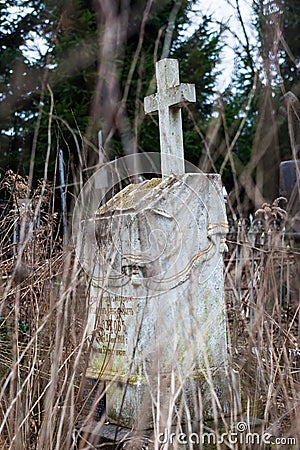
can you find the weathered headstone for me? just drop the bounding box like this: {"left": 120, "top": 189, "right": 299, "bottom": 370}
{"left": 85, "top": 59, "right": 230, "bottom": 431}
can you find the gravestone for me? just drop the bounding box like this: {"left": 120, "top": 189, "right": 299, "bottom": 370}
{"left": 280, "top": 160, "right": 300, "bottom": 235}
{"left": 279, "top": 91, "right": 300, "bottom": 235}
{"left": 85, "top": 59, "right": 230, "bottom": 431}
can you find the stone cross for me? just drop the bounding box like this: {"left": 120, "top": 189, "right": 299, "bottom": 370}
{"left": 144, "top": 58, "right": 196, "bottom": 177}
{"left": 79, "top": 58, "right": 231, "bottom": 435}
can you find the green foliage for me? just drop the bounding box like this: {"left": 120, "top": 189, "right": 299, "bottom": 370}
{"left": 0, "top": 0, "right": 223, "bottom": 183}
{"left": 0, "top": 0, "right": 52, "bottom": 177}
{"left": 214, "top": 0, "right": 300, "bottom": 210}
{"left": 280, "top": 0, "right": 300, "bottom": 87}
{"left": 172, "top": 15, "right": 223, "bottom": 164}
{"left": 253, "top": 0, "right": 300, "bottom": 91}
{"left": 252, "top": 0, "right": 300, "bottom": 161}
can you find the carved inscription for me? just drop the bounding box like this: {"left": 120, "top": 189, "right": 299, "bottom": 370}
{"left": 95, "top": 296, "right": 135, "bottom": 359}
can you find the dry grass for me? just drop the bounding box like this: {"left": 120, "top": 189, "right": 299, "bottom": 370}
{"left": 1, "top": 2, "right": 300, "bottom": 449}
{"left": 0, "top": 168, "right": 299, "bottom": 449}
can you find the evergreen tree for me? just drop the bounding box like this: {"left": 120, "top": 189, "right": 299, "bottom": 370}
{"left": 0, "top": 0, "right": 47, "bottom": 177}
{"left": 0, "top": 0, "right": 223, "bottom": 185}
{"left": 171, "top": 15, "right": 223, "bottom": 166}
{"left": 251, "top": 0, "right": 300, "bottom": 205}
{"left": 212, "top": 0, "right": 300, "bottom": 213}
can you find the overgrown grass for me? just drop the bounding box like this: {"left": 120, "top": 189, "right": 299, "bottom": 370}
{"left": 0, "top": 2, "right": 299, "bottom": 447}
{"left": 0, "top": 169, "right": 299, "bottom": 449}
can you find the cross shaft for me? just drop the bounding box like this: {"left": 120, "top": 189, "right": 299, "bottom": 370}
{"left": 144, "top": 58, "right": 196, "bottom": 177}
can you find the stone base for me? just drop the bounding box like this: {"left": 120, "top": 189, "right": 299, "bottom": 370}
{"left": 75, "top": 370, "right": 242, "bottom": 449}
{"left": 76, "top": 421, "right": 154, "bottom": 449}
{"left": 86, "top": 367, "right": 240, "bottom": 430}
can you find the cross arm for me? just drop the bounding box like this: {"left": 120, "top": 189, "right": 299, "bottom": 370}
{"left": 144, "top": 83, "right": 196, "bottom": 115}
{"left": 144, "top": 93, "right": 158, "bottom": 115}
{"left": 168, "top": 83, "right": 196, "bottom": 108}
